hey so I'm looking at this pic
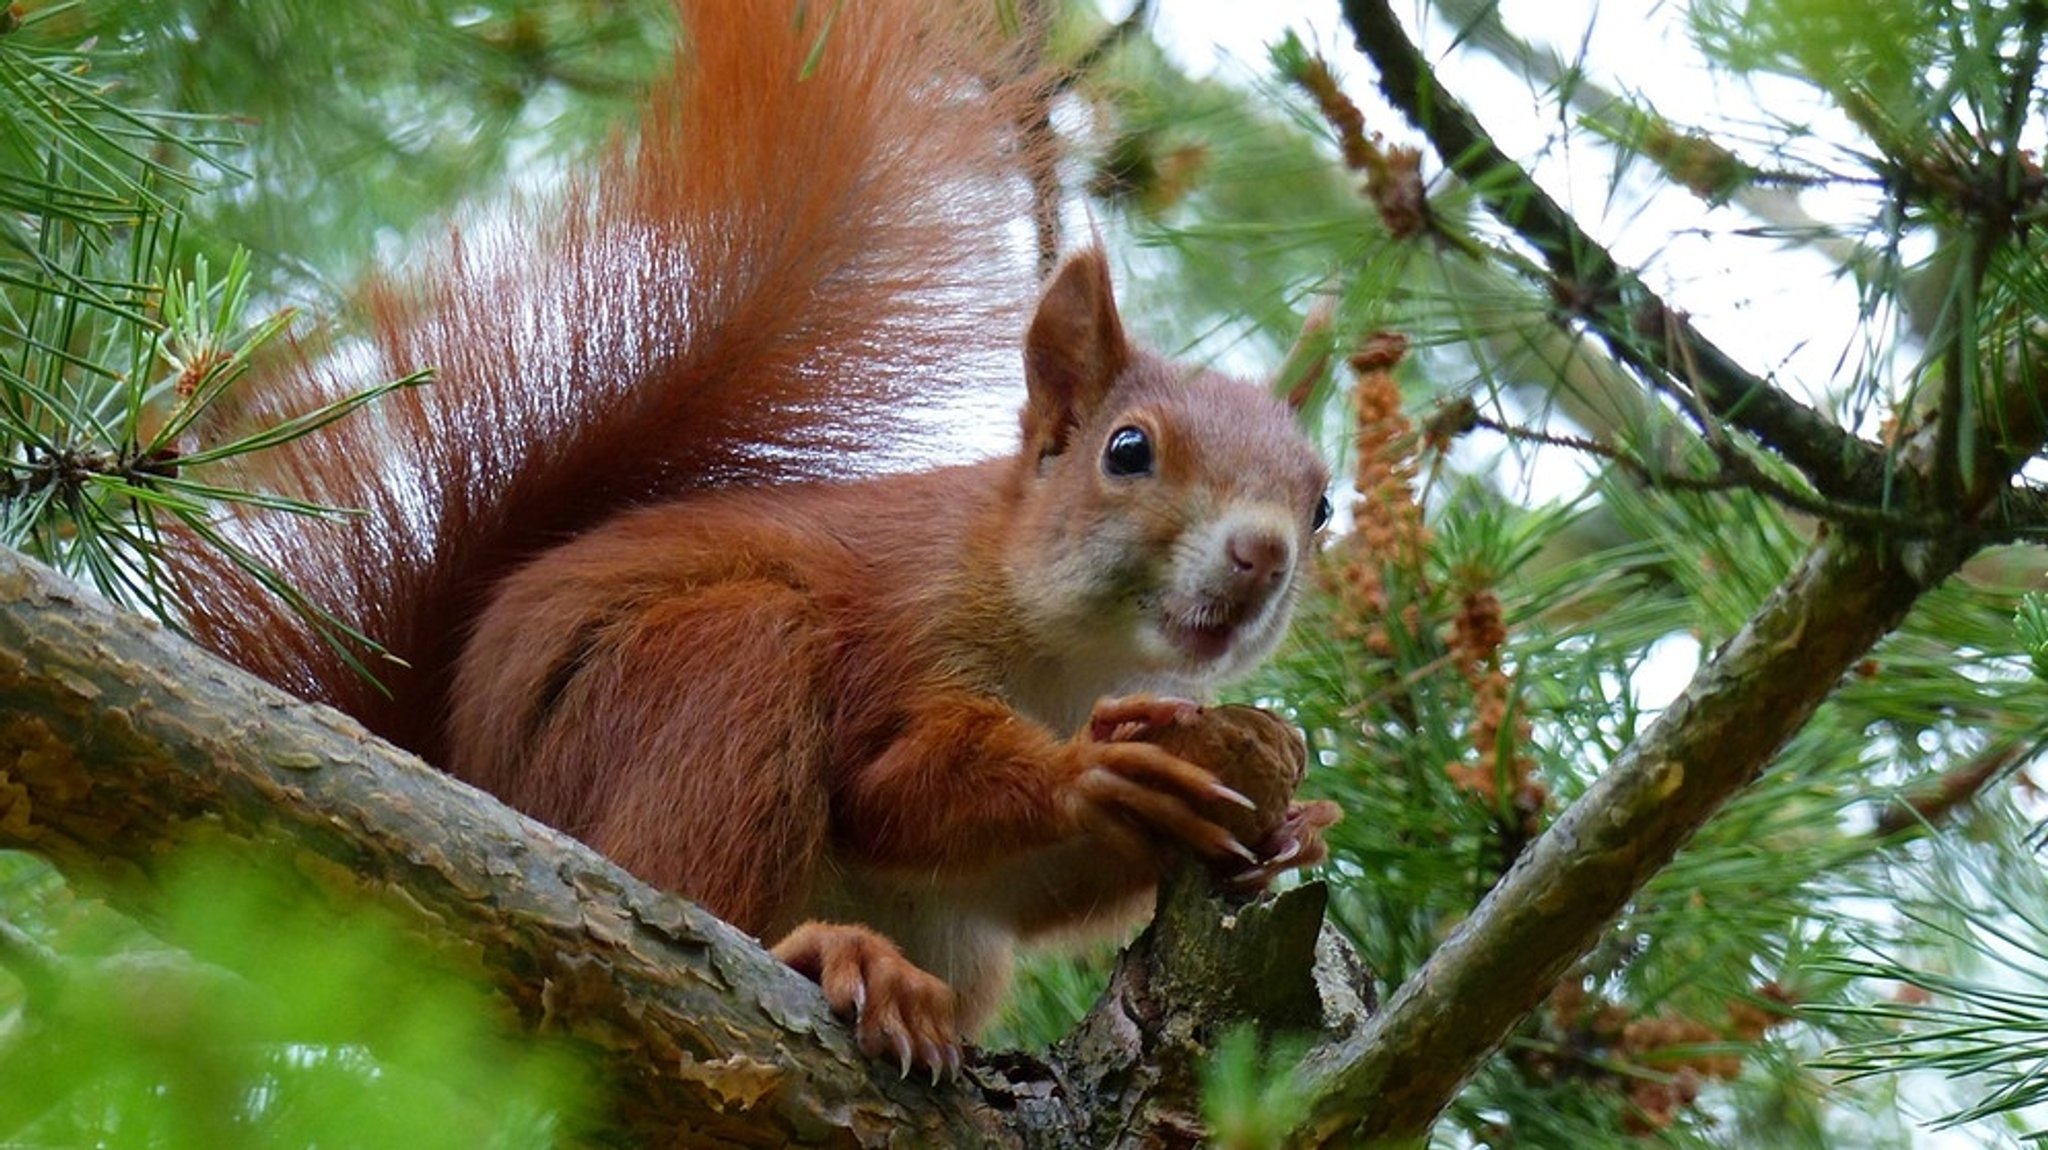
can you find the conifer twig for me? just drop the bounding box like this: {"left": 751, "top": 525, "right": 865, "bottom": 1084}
{"left": 1873, "top": 740, "right": 2031, "bottom": 838}
{"left": 1338, "top": 0, "right": 1894, "bottom": 510}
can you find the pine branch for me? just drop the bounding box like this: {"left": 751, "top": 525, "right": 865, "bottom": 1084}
{"left": 1428, "top": 0, "right": 1876, "bottom": 277}
{"left": 1292, "top": 525, "right": 1936, "bottom": 1144}
{"left": 1927, "top": 3, "right": 2048, "bottom": 513}
{"left": 1873, "top": 739, "right": 2029, "bottom": 838}
{"left": 1452, "top": 408, "right": 1951, "bottom": 535}
{"left": 1338, "top": 0, "right": 1896, "bottom": 510}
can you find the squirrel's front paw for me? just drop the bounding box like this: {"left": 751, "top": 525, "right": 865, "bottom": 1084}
{"left": 1058, "top": 731, "right": 1262, "bottom": 868}
{"left": 1085, "top": 700, "right": 1340, "bottom": 890}
{"left": 1225, "top": 798, "right": 1343, "bottom": 892}
{"left": 1086, "top": 693, "right": 1202, "bottom": 743}
{"left": 771, "top": 922, "right": 961, "bottom": 1082}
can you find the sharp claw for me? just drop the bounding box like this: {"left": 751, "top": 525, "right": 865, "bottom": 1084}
{"left": 1270, "top": 837, "right": 1303, "bottom": 867}
{"left": 947, "top": 1043, "right": 963, "bottom": 1081}
{"left": 1230, "top": 864, "right": 1268, "bottom": 885}
{"left": 1226, "top": 836, "right": 1259, "bottom": 864}
{"left": 894, "top": 1033, "right": 914, "bottom": 1080}
{"left": 852, "top": 981, "right": 867, "bottom": 1015}
{"left": 1214, "top": 783, "right": 1258, "bottom": 810}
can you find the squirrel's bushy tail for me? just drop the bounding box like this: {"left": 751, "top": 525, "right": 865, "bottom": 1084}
{"left": 176, "top": 0, "right": 1046, "bottom": 756}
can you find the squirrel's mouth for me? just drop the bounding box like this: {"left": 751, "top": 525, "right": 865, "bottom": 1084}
{"left": 1165, "top": 618, "right": 1237, "bottom": 662}
{"left": 1159, "top": 596, "right": 1261, "bottom": 665}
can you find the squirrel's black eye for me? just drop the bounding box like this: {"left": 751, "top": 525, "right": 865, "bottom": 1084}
{"left": 1312, "top": 493, "right": 1333, "bottom": 531}
{"left": 1102, "top": 425, "right": 1154, "bottom": 478}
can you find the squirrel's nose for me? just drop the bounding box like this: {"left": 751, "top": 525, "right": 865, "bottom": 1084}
{"left": 1227, "top": 526, "right": 1293, "bottom": 590}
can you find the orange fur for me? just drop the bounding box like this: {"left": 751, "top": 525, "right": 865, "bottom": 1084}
{"left": 173, "top": 0, "right": 1333, "bottom": 1073}
{"left": 176, "top": 0, "right": 1039, "bottom": 756}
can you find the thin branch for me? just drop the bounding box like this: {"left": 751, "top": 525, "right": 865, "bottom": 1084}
{"left": 1930, "top": 244, "right": 1979, "bottom": 513}
{"left": 1454, "top": 408, "right": 1952, "bottom": 536}
{"left": 1021, "top": 0, "right": 1159, "bottom": 276}
{"left": 1339, "top": 0, "right": 1895, "bottom": 509}
{"left": 1014, "top": 0, "right": 1064, "bottom": 275}
{"left": 1986, "top": 3, "right": 2048, "bottom": 238}
{"left": 1932, "top": 3, "right": 2048, "bottom": 508}
{"left": 1427, "top": 0, "right": 1878, "bottom": 281}
{"left": 1873, "top": 739, "right": 2032, "bottom": 839}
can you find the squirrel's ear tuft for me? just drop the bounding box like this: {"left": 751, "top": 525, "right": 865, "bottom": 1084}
{"left": 1022, "top": 249, "right": 1130, "bottom": 460}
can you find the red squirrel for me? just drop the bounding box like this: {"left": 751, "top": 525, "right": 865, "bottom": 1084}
{"left": 173, "top": 0, "right": 1334, "bottom": 1075}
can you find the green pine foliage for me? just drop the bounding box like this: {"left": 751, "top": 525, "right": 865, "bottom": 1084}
{"left": 0, "top": 847, "right": 592, "bottom": 1148}
{"left": 0, "top": 1, "right": 424, "bottom": 660}
{"left": 1202, "top": 1025, "right": 1316, "bottom": 1150}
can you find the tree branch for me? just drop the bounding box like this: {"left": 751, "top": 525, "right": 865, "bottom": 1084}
{"left": 1455, "top": 408, "right": 1952, "bottom": 535}
{"left": 1294, "top": 526, "right": 1936, "bottom": 1145}
{"left": 1872, "top": 738, "right": 2032, "bottom": 838}
{"left": 1428, "top": 0, "right": 1879, "bottom": 281}
{"left": 1340, "top": 0, "right": 1896, "bottom": 508}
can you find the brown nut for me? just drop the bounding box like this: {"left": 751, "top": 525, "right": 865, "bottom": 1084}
{"left": 1145, "top": 704, "right": 1307, "bottom": 844}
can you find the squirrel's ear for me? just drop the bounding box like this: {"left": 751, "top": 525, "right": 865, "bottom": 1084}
{"left": 1022, "top": 249, "right": 1130, "bottom": 459}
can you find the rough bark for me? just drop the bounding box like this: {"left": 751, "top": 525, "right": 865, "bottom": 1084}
{"left": 1053, "top": 869, "right": 1376, "bottom": 1149}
